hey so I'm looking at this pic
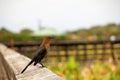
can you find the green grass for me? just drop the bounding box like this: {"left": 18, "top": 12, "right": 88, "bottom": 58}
{"left": 48, "top": 57, "right": 120, "bottom": 80}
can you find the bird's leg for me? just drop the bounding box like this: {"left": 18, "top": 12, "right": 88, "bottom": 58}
{"left": 39, "top": 62, "right": 45, "bottom": 67}
{"left": 34, "top": 61, "right": 37, "bottom": 66}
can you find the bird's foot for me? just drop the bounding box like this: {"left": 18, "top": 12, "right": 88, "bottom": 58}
{"left": 39, "top": 62, "right": 46, "bottom": 68}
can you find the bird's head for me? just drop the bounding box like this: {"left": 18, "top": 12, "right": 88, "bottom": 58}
{"left": 43, "top": 36, "right": 54, "bottom": 43}
{"left": 39, "top": 36, "right": 54, "bottom": 49}
{"left": 41, "top": 36, "right": 54, "bottom": 49}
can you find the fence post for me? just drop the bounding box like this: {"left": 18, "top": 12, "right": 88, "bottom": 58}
{"left": 102, "top": 42, "right": 106, "bottom": 60}
{"left": 94, "top": 43, "right": 97, "bottom": 60}
{"left": 84, "top": 44, "right": 87, "bottom": 61}
{"left": 75, "top": 45, "right": 79, "bottom": 61}
{"left": 111, "top": 42, "right": 116, "bottom": 62}
{"left": 56, "top": 46, "right": 61, "bottom": 62}
{"left": 64, "top": 45, "right": 69, "bottom": 61}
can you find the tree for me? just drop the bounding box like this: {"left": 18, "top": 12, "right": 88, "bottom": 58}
{"left": 0, "top": 27, "right": 12, "bottom": 34}
{"left": 20, "top": 29, "right": 33, "bottom": 35}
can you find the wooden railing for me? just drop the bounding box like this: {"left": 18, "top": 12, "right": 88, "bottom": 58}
{"left": 0, "top": 44, "right": 63, "bottom": 80}
{"left": 0, "top": 52, "right": 16, "bottom": 80}
{"left": 4, "top": 40, "right": 120, "bottom": 63}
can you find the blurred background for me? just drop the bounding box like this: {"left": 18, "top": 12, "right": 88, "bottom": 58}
{"left": 0, "top": 0, "right": 120, "bottom": 80}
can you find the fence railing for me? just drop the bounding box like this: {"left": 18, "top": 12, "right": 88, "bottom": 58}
{"left": 4, "top": 40, "right": 120, "bottom": 63}
{"left": 0, "top": 43, "right": 63, "bottom": 80}
{"left": 0, "top": 52, "right": 16, "bottom": 80}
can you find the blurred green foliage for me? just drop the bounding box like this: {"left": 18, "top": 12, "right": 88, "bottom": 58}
{"left": 0, "top": 23, "right": 120, "bottom": 42}
{"left": 48, "top": 57, "right": 120, "bottom": 80}
{"left": 66, "top": 23, "right": 120, "bottom": 41}
{"left": 48, "top": 57, "right": 80, "bottom": 80}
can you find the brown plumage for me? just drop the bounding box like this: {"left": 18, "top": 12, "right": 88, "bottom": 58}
{"left": 39, "top": 37, "right": 51, "bottom": 51}
{"left": 21, "top": 37, "right": 53, "bottom": 73}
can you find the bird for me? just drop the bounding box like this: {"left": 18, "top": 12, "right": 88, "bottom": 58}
{"left": 21, "top": 36, "right": 53, "bottom": 73}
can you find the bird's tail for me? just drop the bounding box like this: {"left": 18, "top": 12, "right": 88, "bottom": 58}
{"left": 21, "top": 60, "right": 34, "bottom": 73}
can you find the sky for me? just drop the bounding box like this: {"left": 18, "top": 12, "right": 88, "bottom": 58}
{"left": 0, "top": 0, "right": 120, "bottom": 33}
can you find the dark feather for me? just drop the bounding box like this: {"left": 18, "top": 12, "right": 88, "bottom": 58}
{"left": 21, "top": 47, "right": 46, "bottom": 73}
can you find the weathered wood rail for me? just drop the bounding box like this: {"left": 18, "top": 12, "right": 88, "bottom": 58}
{"left": 4, "top": 40, "right": 120, "bottom": 62}
{"left": 0, "top": 52, "right": 16, "bottom": 80}
{"left": 0, "top": 43, "right": 63, "bottom": 80}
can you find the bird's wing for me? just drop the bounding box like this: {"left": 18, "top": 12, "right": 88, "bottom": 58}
{"left": 33, "top": 46, "right": 47, "bottom": 61}
{"left": 21, "top": 47, "right": 46, "bottom": 73}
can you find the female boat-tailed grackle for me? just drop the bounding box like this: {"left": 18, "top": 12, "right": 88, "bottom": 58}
{"left": 21, "top": 37, "right": 53, "bottom": 73}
